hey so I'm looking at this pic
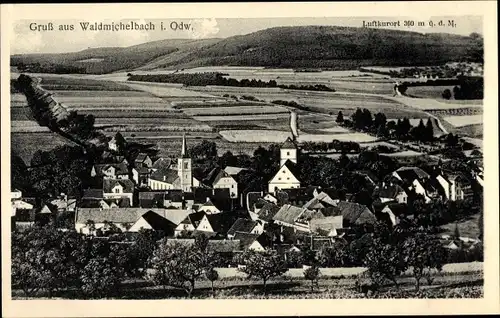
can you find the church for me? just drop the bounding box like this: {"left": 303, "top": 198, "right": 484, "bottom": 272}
{"left": 148, "top": 134, "right": 199, "bottom": 192}
{"left": 268, "top": 111, "right": 302, "bottom": 193}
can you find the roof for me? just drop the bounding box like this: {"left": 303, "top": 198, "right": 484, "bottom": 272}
{"left": 149, "top": 168, "right": 179, "bottom": 184}
{"left": 354, "top": 170, "right": 380, "bottom": 184}
{"left": 373, "top": 184, "right": 406, "bottom": 199}
{"left": 94, "top": 163, "right": 128, "bottom": 176}
{"left": 103, "top": 179, "right": 134, "bottom": 193}
{"left": 79, "top": 199, "right": 104, "bottom": 208}
{"left": 135, "top": 153, "right": 150, "bottom": 162}
{"left": 227, "top": 218, "right": 259, "bottom": 236}
{"left": 135, "top": 165, "right": 150, "bottom": 174}
{"left": 76, "top": 208, "right": 189, "bottom": 225}
{"left": 139, "top": 192, "right": 165, "bottom": 208}
{"left": 83, "top": 188, "right": 104, "bottom": 200}
{"left": 273, "top": 204, "right": 309, "bottom": 225}
{"left": 187, "top": 211, "right": 207, "bottom": 228}
{"left": 276, "top": 186, "right": 315, "bottom": 205}
{"left": 139, "top": 211, "right": 177, "bottom": 232}
{"left": 224, "top": 166, "right": 247, "bottom": 176}
{"left": 310, "top": 216, "right": 343, "bottom": 233}
{"left": 336, "top": 201, "right": 377, "bottom": 226}
{"left": 282, "top": 159, "right": 300, "bottom": 179}
{"left": 234, "top": 232, "right": 270, "bottom": 250}
{"left": 203, "top": 167, "right": 223, "bottom": 186}
{"left": 212, "top": 170, "right": 236, "bottom": 186}
{"left": 394, "top": 166, "right": 430, "bottom": 183}
{"left": 152, "top": 157, "right": 172, "bottom": 170}
{"left": 205, "top": 212, "right": 239, "bottom": 233}
{"left": 256, "top": 200, "right": 280, "bottom": 222}
{"left": 104, "top": 198, "right": 131, "bottom": 208}
{"left": 281, "top": 137, "right": 297, "bottom": 149}
{"left": 193, "top": 187, "right": 231, "bottom": 205}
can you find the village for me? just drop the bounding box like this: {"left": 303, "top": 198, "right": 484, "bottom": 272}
{"left": 11, "top": 109, "right": 484, "bottom": 261}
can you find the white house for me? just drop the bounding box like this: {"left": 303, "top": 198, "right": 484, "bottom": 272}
{"left": 268, "top": 137, "right": 301, "bottom": 193}
{"left": 212, "top": 170, "right": 239, "bottom": 199}
{"left": 103, "top": 179, "right": 134, "bottom": 206}
{"left": 436, "top": 173, "right": 473, "bottom": 201}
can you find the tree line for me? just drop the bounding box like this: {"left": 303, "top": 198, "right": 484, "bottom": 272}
{"left": 127, "top": 72, "right": 334, "bottom": 92}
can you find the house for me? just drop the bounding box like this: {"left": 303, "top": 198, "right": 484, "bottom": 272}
{"left": 336, "top": 201, "right": 377, "bottom": 227}
{"left": 151, "top": 157, "right": 172, "bottom": 171}
{"left": 175, "top": 211, "right": 206, "bottom": 236}
{"left": 12, "top": 208, "right": 36, "bottom": 230}
{"left": 275, "top": 187, "right": 315, "bottom": 206}
{"left": 353, "top": 170, "right": 379, "bottom": 187}
{"left": 132, "top": 165, "right": 150, "bottom": 186}
{"left": 75, "top": 207, "right": 189, "bottom": 235}
{"left": 108, "top": 135, "right": 119, "bottom": 152}
{"left": 226, "top": 218, "right": 264, "bottom": 239}
{"left": 135, "top": 153, "right": 153, "bottom": 168}
{"left": 391, "top": 166, "right": 443, "bottom": 203}
{"left": 392, "top": 166, "right": 430, "bottom": 184}
{"left": 234, "top": 232, "right": 271, "bottom": 251}
{"left": 128, "top": 210, "right": 177, "bottom": 233}
{"left": 309, "top": 216, "right": 343, "bottom": 237}
{"left": 272, "top": 204, "right": 324, "bottom": 232}
{"left": 251, "top": 198, "right": 280, "bottom": 222}
{"left": 83, "top": 188, "right": 104, "bottom": 201}
{"left": 195, "top": 212, "right": 238, "bottom": 235}
{"left": 164, "top": 190, "right": 184, "bottom": 209}
{"left": 193, "top": 188, "right": 232, "bottom": 212}
{"left": 103, "top": 179, "right": 135, "bottom": 206}
{"left": 372, "top": 184, "right": 408, "bottom": 204}
{"left": 11, "top": 189, "right": 22, "bottom": 200}
{"left": 11, "top": 197, "right": 35, "bottom": 217}
{"left": 91, "top": 163, "right": 129, "bottom": 180}
{"left": 211, "top": 169, "right": 239, "bottom": 199}
{"left": 436, "top": 172, "right": 473, "bottom": 201}
{"left": 50, "top": 194, "right": 77, "bottom": 213}
{"left": 138, "top": 191, "right": 165, "bottom": 208}
{"left": 268, "top": 138, "right": 301, "bottom": 193}
{"left": 148, "top": 168, "right": 181, "bottom": 190}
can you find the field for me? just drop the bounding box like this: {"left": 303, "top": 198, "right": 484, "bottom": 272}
{"left": 220, "top": 130, "right": 378, "bottom": 143}
{"left": 11, "top": 132, "right": 77, "bottom": 164}
{"left": 10, "top": 69, "right": 483, "bottom": 160}
{"left": 440, "top": 213, "right": 481, "bottom": 239}
{"left": 406, "top": 85, "right": 457, "bottom": 99}
{"left": 443, "top": 115, "right": 483, "bottom": 127}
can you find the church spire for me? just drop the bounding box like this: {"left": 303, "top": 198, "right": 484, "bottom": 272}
{"left": 181, "top": 133, "right": 188, "bottom": 158}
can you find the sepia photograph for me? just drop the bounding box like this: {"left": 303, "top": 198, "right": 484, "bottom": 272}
{"left": 1, "top": 2, "right": 498, "bottom": 317}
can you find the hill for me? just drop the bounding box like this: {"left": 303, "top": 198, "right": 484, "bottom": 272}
{"left": 11, "top": 26, "right": 483, "bottom": 74}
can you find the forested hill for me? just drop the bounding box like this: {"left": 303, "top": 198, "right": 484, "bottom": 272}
{"left": 11, "top": 26, "right": 483, "bottom": 74}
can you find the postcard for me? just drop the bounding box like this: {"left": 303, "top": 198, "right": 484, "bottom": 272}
{"left": 1, "top": 2, "right": 498, "bottom": 317}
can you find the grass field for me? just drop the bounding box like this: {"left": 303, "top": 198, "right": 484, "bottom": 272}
{"left": 406, "top": 86, "right": 457, "bottom": 99}
{"left": 440, "top": 213, "right": 481, "bottom": 239}
{"left": 11, "top": 132, "right": 77, "bottom": 164}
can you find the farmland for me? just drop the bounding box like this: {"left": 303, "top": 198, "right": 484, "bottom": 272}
{"left": 10, "top": 67, "right": 483, "bottom": 162}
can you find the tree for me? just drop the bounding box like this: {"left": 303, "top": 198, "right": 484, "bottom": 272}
{"left": 402, "top": 233, "right": 447, "bottom": 290}
{"left": 205, "top": 268, "right": 219, "bottom": 296}
{"left": 425, "top": 118, "right": 434, "bottom": 142}
{"left": 363, "top": 237, "right": 407, "bottom": 289}
{"left": 79, "top": 256, "right": 124, "bottom": 298}
{"left": 303, "top": 265, "right": 321, "bottom": 292}
{"left": 237, "top": 249, "right": 288, "bottom": 294}
{"left": 442, "top": 89, "right": 452, "bottom": 100}
{"left": 336, "top": 111, "right": 344, "bottom": 123}
{"left": 128, "top": 229, "right": 160, "bottom": 277}
{"left": 148, "top": 236, "right": 217, "bottom": 298}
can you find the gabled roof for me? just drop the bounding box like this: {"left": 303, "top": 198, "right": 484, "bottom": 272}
{"left": 276, "top": 187, "right": 315, "bottom": 205}
{"left": 79, "top": 199, "right": 105, "bottom": 208}
{"left": 273, "top": 204, "right": 309, "bottom": 225}
{"left": 135, "top": 165, "right": 150, "bottom": 174}
{"left": 281, "top": 159, "right": 300, "bottom": 179}
{"left": 150, "top": 168, "right": 179, "bottom": 184}
{"left": 76, "top": 208, "right": 165, "bottom": 224}
{"left": 193, "top": 188, "right": 231, "bottom": 205}
{"left": 83, "top": 188, "right": 104, "bottom": 200}
{"left": 212, "top": 170, "right": 236, "bottom": 186}
{"left": 188, "top": 211, "right": 207, "bottom": 228}
{"left": 353, "top": 170, "right": 379, "bottom": 185}
{"left": 139, "top": 211, "right": 177, "bottom": 233}
{"left": 94, "top": 163, "right": 128, "bottom": 176}
{"left": 224, "top": 166, "right": 247, "bottom": 176}
{"left": 135, "top": 153, "right": 150, "bottom": 162}
{"left": 152, "top": 157, "right": 172, "bottom": 170}
{"left": 103, "top": 179, "right": 134, "bottom": 194}
{"left": 227, "top": 218, "right": 258, "bottom": 236}
{"left": 203, "top": 167, "right": 223, "bottom": 186}
{"left": 336, "top": 201, "right": 377, "bottom": 226}
{"left": 281, "top": 137, "right": 297, "bottom": 149}
{"left": 205, "top": 212, "right": 239, "bottom": 234}
{"left": 104, "top": 198, "right": 131, "bottom": 208}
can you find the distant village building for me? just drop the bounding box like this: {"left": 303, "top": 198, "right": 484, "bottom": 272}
{"left": 103, "top": 179, "right": 135, "bottom": 206}
{"left": 436, "top": 172, "right": 473, "bottom": 201}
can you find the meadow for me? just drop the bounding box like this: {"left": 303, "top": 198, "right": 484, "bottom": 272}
{"left": 220, "top": 130, "right": 378, "bottom": 143}
{"left": 443, "top": 115, "right": 483, "bottom": 127}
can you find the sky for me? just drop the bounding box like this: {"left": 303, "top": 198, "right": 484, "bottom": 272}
{"left": 11, "top": 16, "right": 483, "bottom": 54}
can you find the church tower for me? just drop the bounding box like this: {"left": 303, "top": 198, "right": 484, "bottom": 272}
{"left": 280, "top": 137, "right": 298, "bottom": 166}
{"left": 178, "top": 134, "right": 193, "bottom": 192}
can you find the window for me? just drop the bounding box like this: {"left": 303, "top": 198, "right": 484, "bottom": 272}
{"left": 282, "top": 170, "right": 285, "bottom": 173}
{"left": 231, "top": 185, "right": 234, "bottom": 188}
{"left": 184, "top": 162, "right": 189, "bottom": 169}
{"left": 278, "top": 177, "right": 281, "bottom": 181}
{"left": 287, "top": 151, "right": 290, "bottom": 156}
{"left": 287, "top": 177, "right": 290, "bottom": 180}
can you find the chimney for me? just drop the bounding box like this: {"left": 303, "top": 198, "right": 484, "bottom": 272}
{"left": 163, "top": 175, "right": 166, "bottom": 181}
{"left": 261, "top": 191, "right": 263, "bottom": 196}
{"left": 206, "top": 197, "right": 210, "bottom": 203}
{"left": 212, "top": 189, "right": 215, "bottom": 195}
